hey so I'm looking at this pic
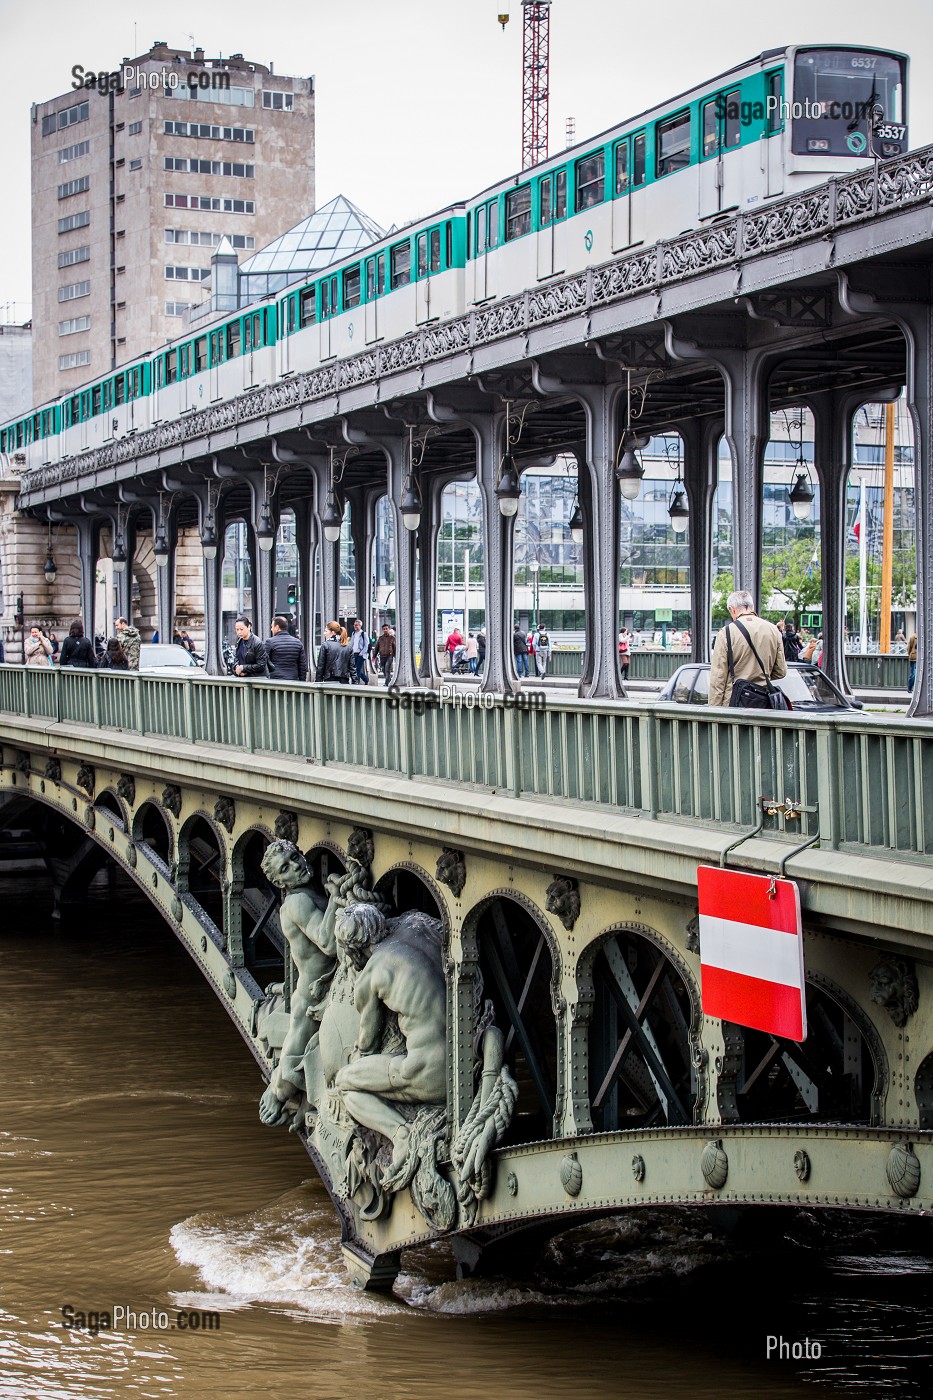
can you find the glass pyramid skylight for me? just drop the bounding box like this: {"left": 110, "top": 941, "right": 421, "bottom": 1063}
{"left": 238, "top": 195, "right": 386, "bottom": 301}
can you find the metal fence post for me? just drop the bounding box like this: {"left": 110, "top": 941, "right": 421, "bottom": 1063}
{"left": 183, "top": 678, "right": 195, "bottom": 743}
{"left": 639, "top": 712, "right": 659, "bottom": 819}
{"left": 22, "top": 668, "right": 30, "bottom": 720}
{"left": 815, "top": 726, "right": 842, "bottom": 851}
{"left": 241, "top": 682, "right": 255, "bottom": 753}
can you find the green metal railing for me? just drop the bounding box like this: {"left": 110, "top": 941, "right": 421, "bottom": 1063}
{"left": 545, "top": 651, "right": 683, "bottom": 680}
{"left": 547, "top": 652, "right": 911, "bottom": 690}
{"left": 1, "top": 666, "right": 929, "bottom": 860}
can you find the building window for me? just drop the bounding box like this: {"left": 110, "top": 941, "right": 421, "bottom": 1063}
{"left": 59, "top": 315, "right": 91, "bottom": 335}
{"left": 59, "top": 350, "right": 91, "bottom": 370}
{"left": 163, "top": 120, "right": 255, "bottom": 142}
{"left": 129, "top": 159, "right": 143, "bottom": 170}
{"left": 58, "top": 139, "right": 90, "bottom": 164}
{"left": 58, "top": 245, "right": 90, "bottom": 267}
{"left": 165, "top": 301, "right": 193, "bottom": 316}
{"left": 41, "top": 101, "right": 89, "bottom": 136}
{"left": 128, "top": 121, "right": 143, "bottom": 135}
{"left": 164, "top": 229, "right": 254, "bottom": 249}
{"left": 58, "top": 280, "right": 90, "bottom": 301}
{"left": 165, "top": 265, "right": 212, "bottom": 281}
{"left": 58, "top": 210, "right": 90, "bottom": 233}
{"left": 128, "top": 87, "right": 141, "bottom": 98}
{"left": 656, "top": 110, "right": 691, "bottom": 177}
{"left": 167, "top": 83, "right": 254, "bottom": 107}
{"left": 163, "top": 193, "right": 255, "bottom": 213}
{"left": 57, "top": 175, "right": 90, "bottom": 200}
{"left": 164, "top": 157, "right": 254, "bottom": 177}
{"left": 262, "top": 91, "right": 293, "bottom": 110}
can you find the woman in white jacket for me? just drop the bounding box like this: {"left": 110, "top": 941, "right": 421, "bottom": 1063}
{"left": 24, "top": 627, "right": 54, "bottom": 667}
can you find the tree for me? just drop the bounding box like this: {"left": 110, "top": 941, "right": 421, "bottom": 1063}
{"left": 761, "top": 540, "right": 822, "bottom": 624}
{"left": 711, "top": 572, "right": 734, "bottom": 625}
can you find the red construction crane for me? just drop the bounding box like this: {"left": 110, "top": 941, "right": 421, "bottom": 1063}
{"left": 500, "top": 3, "right": 552, "bottom": 170}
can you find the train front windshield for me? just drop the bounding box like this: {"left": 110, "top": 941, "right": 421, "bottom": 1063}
{"left": 792, "top": 49, "right": 907, "bottom": 159}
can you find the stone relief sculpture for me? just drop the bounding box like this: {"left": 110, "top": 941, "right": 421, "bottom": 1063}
{"left": 256, "top": 840, "right": 518, "bottom": 1235}
{"left": 869, "top": 956, "right": 919, "bottom": 1027}
{"left": 545, "top": 875, "right": 580, "bottom": 931}
{"left": 161, "top": 784, "right": 182, "bottom": 819}
{"left": 116, "top": 773, "right": 135, "bottom": 804}
{"left": 274, "top": 810, "right": 299, "bottom": 844}
{"left": 75, "top": 762, "right": 95, "bottom": 795}
{"left": 213, "top": 795, "right": 236, "bottom": 834}
{"left": 435, "top": 848, "right": 466, "bottom": 898}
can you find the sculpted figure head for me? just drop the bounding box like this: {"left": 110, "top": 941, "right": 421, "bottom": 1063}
{"left": 869, "top": 956, "right": 919, "bottom": 1028}
{"left": 261, "top": 839, "right": 311, "bottom": 891}
{"left": 336, "top": 902, "right": 389, "bottom": 970}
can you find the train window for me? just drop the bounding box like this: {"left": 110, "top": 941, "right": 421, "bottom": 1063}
{"left": 505, "top": 185, "right": 532, "bottom": 240}
{"left": 540, "top": 175, "right": 553, "bottom": 227}
{"left": 365, "top": 259, "right": 378, "bottom": 299}
{"left": 430, "top": 228, "right": 441, "bottom": 272}
{"left": 390, "top": 241, "right": 411, "bottom": 289}
{"left": 575, "top": 152, "right": 604, "bottom": 211}
{"left": 70, "top": 395, "right": 80, "bottom": 420}
{"left": 632, "top": 133, "right": 646, "bottom": 186}
{"left": 657, "top": 111, "right": 691, "bottom": 176}
{"left": 555, "top": 169, "right": 566, "bottom": 218}
{"left": 417, "top": 233, "right": 428, "bottom": 278}
{"left": 444, "top": 223, "right": 451, "bottom": 268}
{"left": 166, "top": 352, "right": 177, "bottom": 385}
{"left": 102, "top": 382, "right": 112, "bottom": 411}
{"left": 227, "top": 320, "right": 241, "bottom": 358}
{"left": 489, "top": 201, "right": 500, "bottom": 249}
{"left": 614, "top": 142, "right": 629, "bottom": 194}
{"left": 476, "top": 206, "right": 487, "bottom": 254}
{"left": 702, "top": 101, "right": 718, "bottom": 158}
{"left": 285, "top": 296, "right": 297, "bottom": 333}
{"left": 723, "top": 90, "right": 741, "bottom": 149}
{"left": 253, "top": 313, "right": 261, "bottom": 345}
{"left": 194, "top": 337, "right": 207, "bottom": 372}
{"left": 114, "top": 375, "right": 125, "bottom": 405}
{"left": 92, "top": 386, "right": 101, "bottom": 415}
{"left": 343, "top": 266, "right": 361, "bottom": 308}
{"left": 300, "top": 287, "right": 315, "bottom": 327}
{"left": 244, "top": 318, "right": 253, "bottom": 351}
{"left": 767, "top": 71, "right": 783, "bottom": 133}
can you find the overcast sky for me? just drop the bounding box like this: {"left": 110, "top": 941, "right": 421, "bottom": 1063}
{"left": 1, "top": 0, "right": 930, "bottom": 318}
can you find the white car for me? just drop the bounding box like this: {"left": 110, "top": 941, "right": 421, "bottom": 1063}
{"left": 138, "top": 643, "right": 203, "bottom": 676}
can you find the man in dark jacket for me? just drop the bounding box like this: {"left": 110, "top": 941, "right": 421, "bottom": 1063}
{"left": 374, "top": 624, "right": 396, "bottom": 686}
{"left": 266, "top": 615, "right": 307, "bottom": 681}
{"left": 233, "top": 616, "right": 268, "bottom": 677}
{"left": 315, "top": 622, "right": 352, "bottom": 683}
{"left": 781, "top": 621, "right": 802, "bottom": 663}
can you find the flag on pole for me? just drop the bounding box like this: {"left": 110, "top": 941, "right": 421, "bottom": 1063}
{"left": 696, "top": 866, "right": 807, "bottom": 1041}
{"left": 852, "top": 481, "right": 863, "bottom": 541}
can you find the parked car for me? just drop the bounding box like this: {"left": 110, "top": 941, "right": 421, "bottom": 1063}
{"left": 656, "top": 662, "right": 864, "bottom": 712}
{"left": 138, "top": 643, "right": 204, "bottom": 676}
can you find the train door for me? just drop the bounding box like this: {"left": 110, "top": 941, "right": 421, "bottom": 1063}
{"left": 699, "top": 98, "right": 723, "bottom": 217}
{"left": 320, "top": 277, "right": 337, "bottom": 359}
{"left": 365, "top": 255, "right": 383, "bottom": 343}
{"left": 416, "top": 231, "right": 431, "bottom": 324}
{"left": 472, "top": 205, "right": 488, "bottom": 301}
{"left": 611, "top": 140, "right": 632, "bottom": 250}
{"left": 537, "top": 172, "right": 566, "bottom": 277}
{"left": 538, "top": 175, "right": 554, "bottom": 276}
{"left": 764, "top": 70, "right": 785, "bottom": 197}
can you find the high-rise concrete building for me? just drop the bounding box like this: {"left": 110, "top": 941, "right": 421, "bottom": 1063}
{"left": 30, "top": 43, "right": 315, "bottom": 405}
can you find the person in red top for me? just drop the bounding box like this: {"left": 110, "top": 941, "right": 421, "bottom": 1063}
{"left": 445, "top": 627, "right": 463, "bottom": 670}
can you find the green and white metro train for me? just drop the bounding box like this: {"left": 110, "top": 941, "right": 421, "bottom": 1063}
{"left": 2, "top": 44, "right": 909, "bottom": 474}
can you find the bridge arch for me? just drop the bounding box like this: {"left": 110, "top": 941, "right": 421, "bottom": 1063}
{"left": 230, "top": 825, "right": 285, "bottom": 989}
{"left": 723, "top": 967, "right": 886, "bottom": 1127}
{"left": 132, "top": 800, "right": 173, "bottom": 864}
{"left": 94, "top": 788, "right": 126, "bottom": 828}
{"left": 576, "top": 921, "right": 701, "bottom": 1135}
{"left": 177, "top": 812, "right": 226, "bottom": 931}
{"left": 460, "top": 890, "right": 561, "bottom": 1144}
{"left": 375, "top": 862, "right": 446, "bottom": 923}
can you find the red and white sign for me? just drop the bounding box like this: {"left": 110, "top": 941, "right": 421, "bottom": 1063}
{"left": 696, "top": 866, "right": 807, "bottom": 1041}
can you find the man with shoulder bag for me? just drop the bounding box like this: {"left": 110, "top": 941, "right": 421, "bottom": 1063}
{"left": 709, "top": 590, "right": 788, "bottom": 710}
